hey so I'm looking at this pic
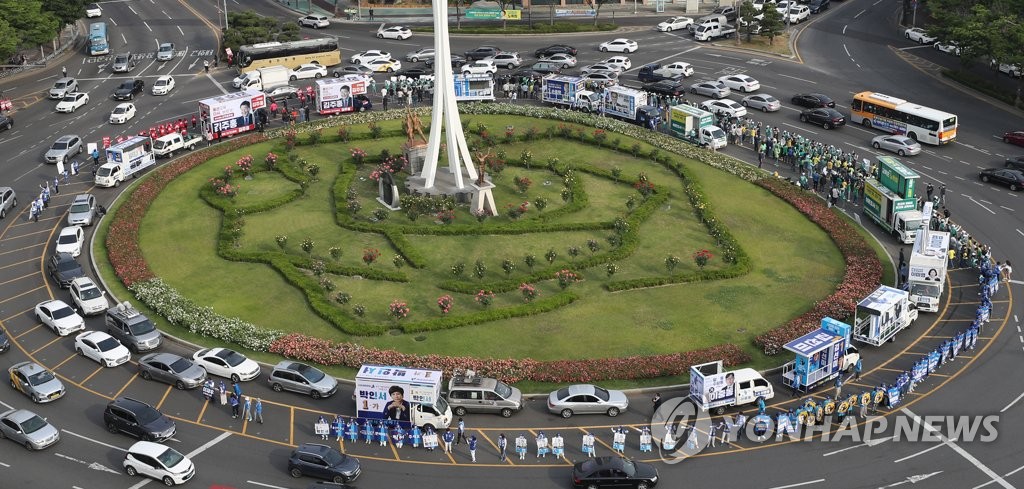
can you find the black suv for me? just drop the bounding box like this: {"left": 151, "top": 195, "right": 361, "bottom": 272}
{"left": 47, "top": 252, "right": 85, "bottom": 288}
{"left": 0, "top": 113, "right": 12, "bottom": 132}
{"left": 114, "top": 79, "right": 145, "bottom": 101}
{"left": 534, "top": 44, "right": 577, "bottom": 57}
{"left": 288, "top": 443, "right": 361, "bottom": 483}
{"left": 103, "top": 397, "right": 176, "bottom": 442}
{"left": 464, "top": 46, "right": 501, "bottom": 61}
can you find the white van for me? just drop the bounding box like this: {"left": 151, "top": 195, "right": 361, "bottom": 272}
{"left": 699, "top": 125, "right": 728, "bottom": 149}
{"left": 689, "top": 15, "right": 728, "bottom": 33}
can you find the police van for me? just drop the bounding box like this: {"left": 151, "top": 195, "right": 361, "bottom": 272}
{"left": 445, "top": 370, "right": 523, "bottom": 418}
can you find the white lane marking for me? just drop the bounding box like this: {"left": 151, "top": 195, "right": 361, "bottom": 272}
{"left": 767, "top": 480, "right": 826, "bottom": 489}
{"left": 177, "top": 25, "right": 184, "bottom": 36}
{"left": 843, "top": 24, "right": 848, "bottom": 34}
{"left": 1017, "top": 229, "right": 1024, "bottom": 238}
{"left": 108, "top": 17, "right": 117, "bottom": 26}
{"left": 854, "top": 9, "right": 866, "bottom": 18}
{"left": 783, "top": 122, "right": 817, "bottom": 134}
{"left": 963, "top": 195, "right": 997, "bottom": 214}
{"left": 822, "top": 436, "right": 891, "bottom": 456}
{"left": 143, "top": 21, "right": 152, "bottom": 32}
{"left": 0, "top": 399, "right": 13, "bottom": 410}
{"left": 207, "top": 73, "right": 229, "bottom": 94}
{"left": 620, "top": 46, "right": 701, "bottom": 74}
{"left": 0, "top": 461, "right": 9, "bottom": 467}
{"left": 1000, "top": 205, "right": 1014, "bottom": 212}
{"left": 902, "top": 408, "right": 1014, "bottom": 489}
{"left": 127, "top": 4, "right": 137, "bottom": 14}
{"left": 893, "top": 442, "right": 944, "bottom": 463}
{"left": 247, "top": 482, "right": 290, "bottom": 489}
{"left": 778, "top": 73, "right": 816, "bottom": 84}
{"left": 843, "top": 44, "right": 852, "bottom": 58}
{"left": 121, "top": 33, "right": 128, "bottom": 45}
{"left": 61, "top": 429, "right": 128, "bottom": 452}
{"left": 974, "top": 465, "right": 1024, "bottom": 489}
{"left": 878, "top": 471, "right": 943, "bottom": 488}
{"left": 169, "top": 45, "right": 189, "bottom": 73}
{"left": 186, "top": 431, "right": 232, "bottom": 458}
{"left": 54, "top": 453, "right": 121, "bottom": 474}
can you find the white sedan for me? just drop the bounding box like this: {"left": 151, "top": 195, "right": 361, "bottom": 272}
{"left": 540, "top": 53, "right": 577, "bottom": 68}
{"left": 460, "top": 60, "right": 496, "bottom": 76}
{"left": 192, "top": 347, "right": 261, "bottom": 382}
{"left": 109, "top": 103, "right": 136, "bottom": 124}
{"left": 904, "top": 27, "right": 936, "bottom": 44}
{"left": 602, "top": 56, "right": 631, "bottom": 71}
{"left": 656, "top": 16, "right": 693, "bottom": 32}
{"left": 55, "top": 226, "right": 84, "bottom": 257}
{"left": 74, "top": 331, "right": 131, "bottom": 367}
{"left": 35, "top": 300, "right": 85, "bottom": 336}
{"left": 363, "top": 59, "right": 401, "bottom": 73}
{"left": 151, "top": 75, "right": 175, "bottom": 95}
{"left": 290, "top": 63, "right": 327, "bottom": 81}
{"left": 701, "top": 99, "right": 748, "bottom": 118}
{"left": 741, "top": 93, "right": 782, "bottom": 112}
{"left": 85, "top": 3, "right": 102, "bottom": 17}
{"left": 55, "top": 92, "right": 89, "bottom": 113}
{"left": 934, "top": 41, "right": 961, "bottom": 56}
{"left": 655, "top": 61, "right": 694, "bottom": 78}
{"left": 580, "top": 63, "right": 622, "bottom": 75}
{"left": 599, "top": 38, "right": 638, "bottom": 53}
{"left": 350, "top": 50, "right": 392, "bottom": 65}
{"left": 377, "top": 25, "right": 412, "bottom": 40}
{"left": 717, "top": 74, "right": 761, "bottom": 93}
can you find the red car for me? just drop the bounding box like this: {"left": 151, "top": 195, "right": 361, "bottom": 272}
{"left": 1004, "top": 131, "right": 1024, "bottom": 147}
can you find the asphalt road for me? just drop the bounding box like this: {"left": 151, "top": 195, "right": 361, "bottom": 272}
{"left": 0, "top": 0, "right": 1022, "bottom": 488}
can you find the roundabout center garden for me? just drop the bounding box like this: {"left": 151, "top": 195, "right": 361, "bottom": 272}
{"left": 96, "top": 105, "right": 884, "bottom": 386}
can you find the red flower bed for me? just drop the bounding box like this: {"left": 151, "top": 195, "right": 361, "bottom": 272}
{"left": 753, "top": 179, "right": 883, "bottom": 355}
{"left": 268, "top": 333, "right": 751, "bottom": 384}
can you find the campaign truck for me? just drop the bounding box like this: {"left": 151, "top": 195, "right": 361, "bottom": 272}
{"left": 355, "top": 365, "right": 453, "bottom": 430}
{"left": 782, "top": 317, "right": 860, "bottom": 393}
{"left": 453, "top": 74, "right": 495, "bottom": 101}
{"left": 669, "top": 104, "right": 727, "bottom": 149}
{"left": 863, "top": 156, "right": 923, "bottom": 244}
{"left": 690, "top": 360, "right": 774, "bottom": 415}
{"left": 316, "top": 77, "right": 369, "bottom": 115}
{"left": 232, "top": 65, "right": 289, "bottom": 91}
{"left": 603, "top": 85, "right": 661, "bottom": 126}
{"left": 693, "top": 23, "right": 737, "bottom": 41}
{"left": 95, "top": 136, "right": 155, "bottom": 187}
{"left": 152, "top": 132, "right": 202, "bottom": 158}
{"left": 541, "top": 75, "right": 600, "bottom": 112}
{"left": 198, "top": 90, "right": 266, "bottom": 141}
{"left": 853, "top": 285, "right": 918, "bottom": 346}
{"left": 908, "top": 216, "right": 949, "bottom": 312}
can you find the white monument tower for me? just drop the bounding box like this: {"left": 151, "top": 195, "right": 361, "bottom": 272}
{"left": 405, "top": 0, "right": 497, "bottom": 216}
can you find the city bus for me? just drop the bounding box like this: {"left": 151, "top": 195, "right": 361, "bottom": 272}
{"left": 88, "top": 22, "right": 109, "bottom": 56}
{"left": 234, "top": 38, "right": 341, "bottom": 74}
{"left": 850, "top": 91, "right": 957, "bottom": 145}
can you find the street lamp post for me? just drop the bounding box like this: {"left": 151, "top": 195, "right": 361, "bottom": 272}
{"left": 634, "top": 0, "right": 637, "bottom": 15}
{"left": 224, "top": 0, "right": 229, "bottom": 29}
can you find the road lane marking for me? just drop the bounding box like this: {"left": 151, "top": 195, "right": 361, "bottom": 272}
{"left": 207, "top": 73, "right": 229, "bottom": 94}
{"left": 892, "top": 442, "right": 944, "bottom": 463}
{"left": 854, "top": 9, "right": 866, "bottom": 18}
{"left": 778, "top": 73, "right": 816, "bottom": 84}
{"left": 767, "top": 479, "right": 826, "bottom": 489}
{"left": 187, "top": 431, "right": 232, "bottom": 458}
{"left": 902, "top": 408, "right": 1013, "bottom": 489}
{"left": 143, "top": 21, "right": 152, "bottom": 32}
{"left": 247, "top": 482, "right": 289, "bottom": 489}
{"left": 1003, "top": 391, "right": 1024, "bottom": 413}
{"left": 61, "top": 429, "right": 128, "bottom": 452}
{"left": 55, "top": 453, "right": 121, "bottom": 474}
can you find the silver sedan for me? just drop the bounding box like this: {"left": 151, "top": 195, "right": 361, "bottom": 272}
{"left": 690, "top": 80, "right": 731, "bottom": 99}
{"left": 138, "top": 353, "right": 208, "bottom": 390}
{"left": 0, "top": 409, "right": 60, "bottom": 450}
{"left": 741, "top": 93, "right": 782, "bottom": 112}
{"left": 8, "top": 362, "right": 65, "bottom": 403}
{"left": 547, "top": 384, "right": 629, "bottom": 418}
{"left": 871, "top": 135, "right": 922, "bottom": 156}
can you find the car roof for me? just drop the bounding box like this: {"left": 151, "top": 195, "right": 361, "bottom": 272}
{"left": 160, "top": 43, "right": 173, "bottom": 48}
{"left": 144, "top": 352, "right": 181, "bottom": 364}
{"left": 53, "top": 251, "right": 76, "bottom": 261}
{"left": 55, "top": 77, "right": 75, "bottom": 83}
{"left": 79, "top": 330, "right": 109, "bottom": 341}
{"left": 39, "top": 299, "right": 68, "bottom": 308}
{"left": 128, "top": 440, "right": 173, "bottom": 457}
{"left": 72, "top": 194, "right": 92, "bottom": 203}
{"left": 3, "top": 409, "right": 38, "bottom": 423}
{"left": 70, "top": 276, "right": 96, "bottom": 287}
{"left": 60, "top": 225, "right": 82, "bottom": 234}
{"left": 295, "top": 443, "right": 334, "bottom": 455}
{"left": 110, "top": 396, "right": 154, "bottom": 411}
{"left": 56, "top": 135, "right": 78, "bottom": 142}
{"left": 566, "top": 384, "right": 595, "bottom": 395}
{"left": 11, "top": 361, "right": 47, "bottom": 375}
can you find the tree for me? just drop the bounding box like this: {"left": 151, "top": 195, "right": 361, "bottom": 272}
{"left": 0, "top": 19, "right": 18, "bottom": 62}
{"left": 739, "top": 0, "right": 759, "bottom": 43}
{"left": 759, "top": 4, "right": 784, "bottom": 45}
{"left": 585, "top": 0, "right": 615, "bottom": 26}
{"left": 42, "top": 0, "right": 87, "bottom": 28}
{"left": 453, "top": 0, "right": 472, "bottom": 29}
{"left": 0, "top": 0, "right": 60, "bottom": 47}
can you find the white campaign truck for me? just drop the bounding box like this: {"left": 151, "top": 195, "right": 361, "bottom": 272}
{"left": 690, "top": 360, "right": 774, "bottom": 415}
{"left": 853, "top": 285, "right": 919, "bottom": 346}
{"left": 198, "top": 90, "right": 266, "bottom": 141}
{"left": 908, "top": 221, "right": 950, "bottom": 313}
{"left": 541, "top": 74, "right": 601, "bottom": 112}
{"left": 152, "top": 132, "right": 202, "bottom": 158}
{"left": 355, "top": 365, "right": 453, "bottom": 430}
{"left": 232, "top": 65, "right": 290, "bottom": 91}
{"left": 453, "top": 73, "right": 495, "bottom": 101}
{"left": 603, "top": 85, "right": 662, "bottom": 127}
{"left": 669, "top": 104, "right": 728, "bottom": 149}
{"left": 95, "top": 136, "right": 155, "bottom": 187}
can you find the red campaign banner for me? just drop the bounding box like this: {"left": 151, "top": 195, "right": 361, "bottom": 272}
{"left": 102, "top": 136, "right": 111, "bottom": 148}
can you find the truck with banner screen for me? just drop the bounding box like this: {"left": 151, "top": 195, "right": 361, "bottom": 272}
{"left": 603, "top": 85, "right": 661, "bottom": 127}
{"left": 96, "top": 136, "right": 155, "bottom": 187}
{"left": 355, "top": 365, "right": 453, "bottom": 430}
{"left": 908, "top": 210, "right": 949, "bottom": 313}
{"left": 862, "top": 178, "right": 923, "bottom": 243}
{"left": 315, "top": 77, "right": 368, "bottom": 115}
{"left": 453, "top": 74, "right": 495, "bottom": 101}
{"left": 782, "top": 317, "right": 860, "bottom": 393}
{"left": 689, "top": 361, "right": 773, "bottom": 414}
{"left": 540, "top": 75, "right": 599, "bottom": 111}
{"left": 198, "top": 90, "right": 266, "bottom": 141}
{"left": 853, "top": 285, "right": 918, "bottom": 346}
{"left": 669, "top": 104, "right": 727, "bottom": 149}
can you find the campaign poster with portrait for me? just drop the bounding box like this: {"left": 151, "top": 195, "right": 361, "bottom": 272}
{"left": 927, "top": 350, "right": 941, "bottom": 372}
{"left": 316, "top": 77, "right": 367, "bottom": 115}
{"left": 199, "top": 90, "right": 265, "bottom": 140}
{"left": 703, "top": 371, "right": 736, "bottom": 405}
{"left": 912, "top": 360, "right": 928, "bottom": 383}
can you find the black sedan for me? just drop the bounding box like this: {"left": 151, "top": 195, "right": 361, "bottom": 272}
{"left": 791, "top": 92, "right": 835, "bottom": 108}
{"left": 113, "top": 79, "right": 144, "bottom": 101}
{"left": 396, "top": 68, "right": 431, "bottom": 79}
{"left": 535, "top": 44, "right": 577, "bottom": 57}
{"left": 464, "top": 46, "right": 501, "bottom": 61}
{"left": 425, "top": 55, "right": 466, "bottom": 70}
{"left": 643, "top": 80, "right": 687, "bottom": 97}
{"left": 572, "top": 456, "right": 659, "bottom": 489}
{"left": 800, "top": 108, "right": 846, "bottom": 129}
{"left": 979, "top": 168, "right": 1024, "bottom": 191}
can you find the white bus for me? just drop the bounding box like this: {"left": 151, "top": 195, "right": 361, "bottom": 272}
{"left": 850, "top": 91, "right": 957, "bottom": 146}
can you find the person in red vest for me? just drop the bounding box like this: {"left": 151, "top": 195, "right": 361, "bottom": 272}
{"left": 149, "top": 127, "right": 157, "bottom": 139}
{"left": 191, "top": 114, "right": 197, "bottom": 129}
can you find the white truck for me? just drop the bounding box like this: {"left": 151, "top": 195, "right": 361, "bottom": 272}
{"left": 907, "top": 223, "right": 949, "bottom": 313}
{"left": 232, "top": 65, "right": 290, "bottom": 91}
{"left": 198, "top": 90, "right": 267, "bottom": 141}
{"left": 853, "top": 285, "right": 919, "bottom": 346}
{"left": 355, "top": 365, "right": 453, "bottom": 430}
{"left": 694, "top": 23, "right": 737, "bottom": 41}
{"left": 152, "top": 132, "right": 202, "bottom": 158}
{"left": 453, "top": 73, "right": 495, "bottom": 101}
{"left": 690, "top": 360, "right": 774, "bottom": 415}
{"left": 669, "top": 104, "right": 728, "bottom": 149}
{"left": 603, "top": 85, "right": 662, "bottom": 127}
{"left": 541, "top": 74, "right": 601, "bottom": 112}
{"left": 95, "top": 136, "right": 155, "bottom": 187}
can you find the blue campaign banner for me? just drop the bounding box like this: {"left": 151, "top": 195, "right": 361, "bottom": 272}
{"left": 967, "top": 327, "right": 978, "bottom": 349}
{"left": 887, "top": 386, "right": 902, "bottom": 408}
{"left": 952, "top": 333, "right": 963, "bottom": 357}
{"left": 912, "top": 361, "right": 927, "bottom": 382}
{"left": 927, "top": 350, "right": 940, "bottom": 372}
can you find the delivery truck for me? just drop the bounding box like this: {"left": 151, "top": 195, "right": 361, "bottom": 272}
{"left": 453, "top": 73, "right": 495, "bottom": 101}
{"left": 541, "top": 75, "right": 600, "bottom": 112}
{"left": 782, "top": 317, "right": 861, "bottom": 393}
{"left": 669, "top": 104, "right": 728, "bottom": 149}
{"left": 853, "top": 285, "right": 918, "bottom": 346}
{"left": 95, "top": 136, "right": 155, "bottom": 187}
{"left": 907, "top": 215, "right": 949, "bottom": 313}
{"left": 863, "top": 156, "right": 923, "bottom": 243}
{"left": 603, "top": 85, "right": 662, "bottom": 127}
{"left": 690, "top": 360, "right": 774, "bottom": 414}
{"left": 231, "top": 65, "right": 290, "bottom": 92}
{"left": 355, "top": 365, "right": 453, "bottom": 430}
{"left": 198, "top": 90, "right": 266, "bottom": 141}
{"left": 152, "top": 132, "right": 202, "bottom": 158}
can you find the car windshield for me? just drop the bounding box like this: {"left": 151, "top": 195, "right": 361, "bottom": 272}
{"left": 322, "top": 448, "right": 346, "bottom": 467}
{"left": 58, "top": 234, "right": 78, "bottom": 244}
{"left": 97, "top": 337, "right": 121, "bottom": 351}
{"left": 61, "top": 95, "right": 76, "bottom": 102}
{"left": 136, "top": 407, "right": 161, "bottom": 424}
{"left": 911, "top": 282, "right": 941, "bottom": 297}
{"left": 169, "top": 357, "right": 192, "bottom": 373}
{"left": 128, "top": 319, "right": 156, "bottom": 336}
{"left": 28, "top": 370, "right": 56, "bottom": 386}
{"left": 51, "top": 142, "right": 69, "bottom": 150}
{"left": 156, "top": 80, "right": 168, "bottom": 86}
{"left": 79, "top": 287, "right": 102, "bottom": 300}
{"left": 97, "top": 167, "right": 112, "bottom": 177}
{"left": 763, "top": 96, "right": 778, "bottom": 103}
{"left": 220, "top": 350, "right": 246, "bottom": 367}
{"left": 593, "top": 386, "right": 611, "bottom": 401}
{"left": 156, "top": 446, "right": 185, "bottom": 468}
{"left": 555, "top": 387, "right": 570, "bottom": 400}
{"left": 115, "top": 55, "right": 128, "bottom": 64}
{"left": 56, "top": 260, "right": 80, "bottom": 272}
{"left": 70, "top": 203, "right": 90, "bottom": 213}
{"left": 160, "top": 45, "right": 171, "bottom": 52}
{"left": 113, "top": 107, "right": 127, "bottom": 114}
{"left": 52, "top": 306, "right": 75, "bottom": 319}
{"left": 55, "top": 81, "right": 68, "bottom": 89}
{"left": 21, "top": 415, "right": 47, "bottom": 434}
{"left": 296, "top": 364, "right": 326, "bottom": 382}
{"left": 153, "top": 140, "right": 167, "bottom": 149}
{"left": 119, "top": 82, "right": 133, "bottom": 90}
{"left": 494, "top": 381, "right": 513, "bottom": 399}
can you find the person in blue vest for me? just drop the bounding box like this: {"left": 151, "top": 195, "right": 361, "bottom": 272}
{"left": 757, "top": 396, "right": 766, "bottom": 415}
{"left": 333, "top": 415, "right": 346, "bottom": 441}
{"left": 392, "top": 424, "right": 405, "bottom": 448}
{"left": 854, "top": 358, "right": 863, "bottom": 381}
{"left": 347, "top": 419, "right": 359, "bottom": 443}
{"left": 468, "top": 435, "right": 478, "bottom": 462}
{"left": 442, "top": 427, "right": 454, "bottom": 453}
{"left": 411, "top": 424, "right": 422, "bottom": 448}
{"left": 497, "top": 433, "right": 508, "bottom": 462}
{"left": 377, "top": 421, "right": 389, "bottom": 447}
{"left": 363, "top": 420, "right": 374, "bottom": 444}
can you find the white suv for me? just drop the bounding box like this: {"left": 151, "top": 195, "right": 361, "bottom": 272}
{"left": 124, "top": 441, "right": 196, "bottom": 486}
{"left": 298, "top": 14, "right": 330, "bottom": 28}
{"left": 460, "top": 60, "right": 497, "bottom": 76}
